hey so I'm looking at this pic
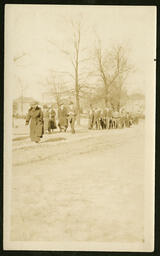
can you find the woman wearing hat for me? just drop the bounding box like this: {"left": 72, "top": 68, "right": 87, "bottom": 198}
{"left": 25, "top": 101, "right": 44, "bottom": 143}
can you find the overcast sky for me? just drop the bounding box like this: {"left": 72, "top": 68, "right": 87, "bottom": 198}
{"left": 5, "top": 5, "right": 156, "bottom": 101}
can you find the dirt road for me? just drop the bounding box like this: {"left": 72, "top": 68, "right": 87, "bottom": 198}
{"left": 11, "top": 122, "right": 145, "bottom": 242}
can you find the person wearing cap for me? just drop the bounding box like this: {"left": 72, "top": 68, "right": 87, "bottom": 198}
{"left": 25, "top": 101, "right": 44, "bottom": 143}
{"left": 67, "top": 101, "right": 76, "bottom": 134}
{"left": 58, "top": 103, "right": 68, "bottom": 132}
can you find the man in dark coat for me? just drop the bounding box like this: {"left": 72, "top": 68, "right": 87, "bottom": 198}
{"left": 58, "top": 103, "right": 68, "bottom": 132}
{"left": 25, "top": 101, "right": 44, "bottom": 143}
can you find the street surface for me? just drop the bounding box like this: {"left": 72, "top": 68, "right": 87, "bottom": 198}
{"left": 11, "top": 121, "right": 145, "bottom": 242}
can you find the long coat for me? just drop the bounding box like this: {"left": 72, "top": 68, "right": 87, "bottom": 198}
{"left": 26, "top": 106, "right": 44, "bottom": 142}
{"left": 48, "top": 109, "right": 57, "bottom": 130}
{"left": 58, "top": 107, "right": 68, "bottom": 128}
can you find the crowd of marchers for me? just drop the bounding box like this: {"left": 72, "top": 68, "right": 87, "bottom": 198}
{"left": 25, "top": 101, "right": 142, "bottom": 143}
{"left": 25, "top": 101, "right": 77, "bottom": 143}
{"left": 88, "top": 105, "right": 140, "bottom": 130}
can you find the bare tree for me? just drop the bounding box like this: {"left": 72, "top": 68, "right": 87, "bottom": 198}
{"left": 93, "top": 40, "right": 133, "bottom": 110}
{"left": 108, "top": 46, "right": 133, "bottom": 110}
{"left": 40, "top": 72, "right": 73, "bottom": 109}
{"left": 48, "top": 18, "right": 90, "bottom": 125}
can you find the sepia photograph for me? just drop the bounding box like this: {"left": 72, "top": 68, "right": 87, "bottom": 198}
{"left": 4, "top": 4, "right": 156, "bottom": 251}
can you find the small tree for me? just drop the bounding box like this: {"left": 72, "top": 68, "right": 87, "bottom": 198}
{"left": 41, "top": 72, "right": 73, "bottom": 109}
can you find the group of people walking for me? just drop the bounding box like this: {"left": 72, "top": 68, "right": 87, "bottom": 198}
{"left": 25, "top": 101, "right": 140, "bottom": 143}
{"left": 25, "top": 101, "right": 76, "bottom": 143}
{"left": 88, "top": 105, "right": 139, "bottom": 130}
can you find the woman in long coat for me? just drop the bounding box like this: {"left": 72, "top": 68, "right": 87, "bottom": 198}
{"left": 25, "top": 102, "right": 44, "bottom": 143}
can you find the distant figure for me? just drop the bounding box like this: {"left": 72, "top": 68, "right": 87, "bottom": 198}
{"left": 67, "top": 102, "right": 76, "bottom": 134}
{"left": 112, "top": 110, "right": 120, "bottom": 129}
{"left": 119, "top": 110, "right": 126, "bottom": 128}
{"left": 94, "top": 108, "right": 101, "bottom": 130}
{"left": 107, "top": 108, "right": 113, "bottom": 129}
{"left": 58, "top": 103, "right": 68, "bottom": 132}
{"left": 88, "top": 105, "right": 95, "bottom": 129}
{"left": 48, "top": 105, "right": 57, "bottom": 133}
{"left": 25, "top": 101, "right": 44, "bottom": 143}
{"left": 125, "top": 112, "right": 132, "bottom": 127}
{"left": 43, "top": 105, "right": 50, "bottom": 133}
{"left": 100, "top": 108, "right": 107, "bottom": 129}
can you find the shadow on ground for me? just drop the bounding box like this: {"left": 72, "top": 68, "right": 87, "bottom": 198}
{"left": 13, "top": 136, "right": 29, "bottom": 141}
{"left": 41, "top": 137, "right": 66, "bottom": 143}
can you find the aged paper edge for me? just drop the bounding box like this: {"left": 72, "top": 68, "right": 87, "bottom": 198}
{"left": 3, "top": 4, "right": 156, "bottom": 252}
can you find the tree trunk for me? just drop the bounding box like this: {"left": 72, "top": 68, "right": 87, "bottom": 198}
{"left": 75, "top": 70, "right": 80, "bottom": 126}
{"left": 105, "top": 97, "right": 108, "bottom": 107}
{"left": 104, "top": 85, "right": 109, "bottom": 107}
{"left": 76, "top": 91, "right": 80, "bottom": 126}
{"left": 75, "top": 43, "right": 81, "bottom": 126}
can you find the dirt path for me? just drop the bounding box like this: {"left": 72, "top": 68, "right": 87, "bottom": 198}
{"left": 11, "top": 123, "right": 145, "bottom": 242}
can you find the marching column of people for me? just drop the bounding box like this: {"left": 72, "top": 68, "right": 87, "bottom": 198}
{"left": 25, "top": 101, "right": 141, "bottom": 143}
{"left": 25, "top": 101, "right": 77, "bottom": 143}
{"left": 88, "top": 105, "right": 140, "bottom": 130}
